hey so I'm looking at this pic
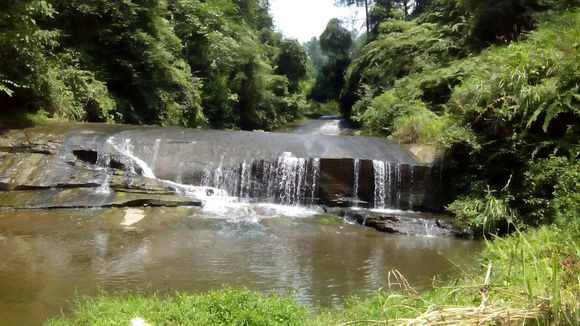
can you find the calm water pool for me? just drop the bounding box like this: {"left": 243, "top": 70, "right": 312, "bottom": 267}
{"left": 0, "top": 206, "right": 481, "bottom": 325}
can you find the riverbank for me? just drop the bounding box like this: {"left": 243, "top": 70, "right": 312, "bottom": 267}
{"left": 46, "top": 225, "right": 578, "bottom": 325}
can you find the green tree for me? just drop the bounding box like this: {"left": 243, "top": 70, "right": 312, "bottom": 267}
{"left": 275, "top": 39, "right": 308, "bottom": 93}
{"left": 0, "top": 0, "right": 313, "bottom": 130}
{"left": 305, "top": 37, "right": 327, "bottom": 73}
{"left": 310, "top": 19, "right": 352, "bottom": 103}
{"left": 50, "top": 0, "right": 204, "bottom": 126}
{"left": 0, "top": 0, "right": 56, "bottom": 113}
{"left": 172, "top": 0, "right": 307, "bottom": 130}
{"left": 0, "top": 0, "right": 116, "bottom": 122}
{"left": 337, "top": 0, "right": 432, "bottom": 37}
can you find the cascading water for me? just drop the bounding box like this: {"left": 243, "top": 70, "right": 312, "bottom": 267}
{"left": 85, "top": 134, "right": 430, "bottom": 213}
{"left": 372, "top": 160, "right": 403, "bottom": 209}
{"left": 310, "top": 158, "right": 320, "bottom": 201}
{"left": 352, "top": 159, "right": 360, "bottom": 207}
{"left": 106, "top": 137, "right": 156, "bottom": 179}
{"left": 408, "top": 165, "right": 414, "bottom": 210}
{"left": 99, "top": 136, "right": 427, "bottom": 212}
{"left": 200, "top": 153, "right": 320, "bottom": 206}
{"left": 95, "top": 152, "right": 111, "bottom": 195}
{"left": 150, "top": 139, "right": 161, "bottom": 171}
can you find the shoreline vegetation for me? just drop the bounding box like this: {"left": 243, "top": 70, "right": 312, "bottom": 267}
{"left": 47, "top": 225, "right": 578, "bottom": 325}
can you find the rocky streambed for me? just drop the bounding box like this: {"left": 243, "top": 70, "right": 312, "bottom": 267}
{"left": 0, "top": 123, "right": 470, "bottom": 238}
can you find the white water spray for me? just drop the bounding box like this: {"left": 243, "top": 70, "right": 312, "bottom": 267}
{"left": 352, "top": 158, "right": 360, "bottom": 206}
{"left": 372, "top": 160, "right": 403, "bottom": 209}
{"left": 106, "top": 137, "right": 156, "bottom": 179}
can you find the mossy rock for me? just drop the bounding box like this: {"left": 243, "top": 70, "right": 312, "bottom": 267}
{"left": 315, "top": 214, "right": 343, "bottom": 225}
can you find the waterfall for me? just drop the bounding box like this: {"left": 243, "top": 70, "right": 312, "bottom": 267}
{"left": 310, "top": 158, "right": 320, "bottom": 202}
{"left": 423, "top": 221, "right": 434, "bottom": 237}
{"left": 95, "top": 152, "right": 111, "bottom": 195}
{"left": 42, "top": 125, "right": 443, "bottom": 213}
{"left": 106, "top": 137, "right": 155, "bottom": 179}
{"left": 352, "top": 159, "right": 360, "bottom": 206}
{"left": 176, "top": 162, "right": 184, "bottom": 184}
{"left": 395, "top": 163, "right": 401, "bottom": 204}
{"left": 372, "top": 160, "right": 402, "bottom": 209}
{"left": 200, "top": 153, "right": 320, "bottom": 206}
{"left": 239, "top": 160, "right": 252, "bottom": 199}
{"left": 150, "top": 138, "right": 161, "bottom": 171}
{"left": 373, "top": 160, "right": 386, "bottom": 208}
{"left": 88, "top": 135, "right": 424, "bottom": 210}
{"left": 408, "top": 165, "right": 414, "bottom": 210}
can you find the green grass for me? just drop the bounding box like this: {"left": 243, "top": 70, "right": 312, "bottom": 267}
{"left": 46, "top": 226, "right": 579, "bottom": 326}
{"left": 46, "top": 288, "right": 307, "bottom": 326}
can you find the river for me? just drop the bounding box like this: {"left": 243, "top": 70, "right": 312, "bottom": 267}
{"left": 0, "top": 119, "right": 481, "bottom": 325}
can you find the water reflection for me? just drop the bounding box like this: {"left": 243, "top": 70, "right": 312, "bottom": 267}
{"left": 0, "top": 208, "right": 481, "bottom": 325}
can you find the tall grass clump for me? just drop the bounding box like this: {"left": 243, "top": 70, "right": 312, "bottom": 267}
{"left": 480, "top": 226, "right": 580, "bottom": 324}
{"left": 447, "top": 187, "right": 516, "bottom": 234}
{"left": 390, "top": 108, "right": 445, "bottom": 144}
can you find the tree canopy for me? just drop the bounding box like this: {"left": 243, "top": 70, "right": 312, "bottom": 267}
{"left": 0, "top": 0, "right": 311, "bottom": 130}
{"left": 309, "top": 18, "right": 353, "bottom": 103}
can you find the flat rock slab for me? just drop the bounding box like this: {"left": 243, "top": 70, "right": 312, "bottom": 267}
{"left": 0, "top": 188, "right": 201, "bottom": 210}
{"left": 121, "top": 208, "right": 146, "bottom": 226}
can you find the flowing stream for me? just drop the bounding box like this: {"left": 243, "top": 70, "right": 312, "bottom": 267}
{"left": 0, "top": 120, "right": 479, "bottom": 325}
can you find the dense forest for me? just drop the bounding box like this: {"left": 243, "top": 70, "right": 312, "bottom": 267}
{"left": 1, "top": 0, "right": 578, "bottom": 232}
{"left": 0, "top": 0, "right": 310, "bottom": 130}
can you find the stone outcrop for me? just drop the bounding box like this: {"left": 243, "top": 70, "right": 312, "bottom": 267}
{"left": 0, "top": 124, "right": 202, "bottom": 210}
{"left": 327, "top": 207, "right": 472, "bottom": 238}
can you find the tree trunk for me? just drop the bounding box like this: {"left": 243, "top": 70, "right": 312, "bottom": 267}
{"left": 365, "top": 0, "right": 370, "bottom": 36}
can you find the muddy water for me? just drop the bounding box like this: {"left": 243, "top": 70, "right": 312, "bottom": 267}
{"left": 0, "top": 207, "right": 481, "bottom": 325}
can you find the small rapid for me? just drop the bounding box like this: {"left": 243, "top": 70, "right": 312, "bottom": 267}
{"left": 85, "top": 129, "right": 443, "bottom": 221}
{"left": 101, "top": 135, "right": 433, "bottom": 215}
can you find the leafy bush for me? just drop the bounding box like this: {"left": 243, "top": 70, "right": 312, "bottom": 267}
{"left": 442, "top": 9, "right": 580, "bottom": 226}
{"left": 450, "top": 10, "right": 580, "bottom": 143}
{"left": 522, "top": 155, "right": 580, "bottom": 226}
{"left": 390, "top": 108, "right": 444, "bottom": 144}
{"left": 41, "top": 56, "right": 117, "bottom": 122}
{"left": 447, "top": 187, "right": 516, "bottom": 233}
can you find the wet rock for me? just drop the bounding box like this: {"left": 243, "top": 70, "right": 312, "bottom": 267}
{"left": 402, "top": 144, "right": 440, "bottom": 165}
{"left": 329, "top": 208, "right": 472, "bottom": 238}
{"left": 0, "top": 125, "right": 202, "bottom": 209}
{"left": 0, "top": 122, "right": 447, "bottom": 213}
{"left": 0, "top": 189, "right": 200, "bottom": 209}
